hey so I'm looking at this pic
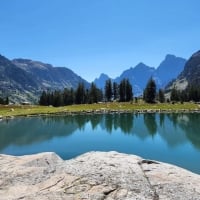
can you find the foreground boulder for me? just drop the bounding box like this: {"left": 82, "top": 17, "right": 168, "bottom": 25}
{"left": 0, "top": 151, "right": 200, "bottom": 200}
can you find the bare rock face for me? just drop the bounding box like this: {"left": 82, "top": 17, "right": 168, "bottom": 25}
{"left": 0, "top": 151, "right": 200, "bottom": 200}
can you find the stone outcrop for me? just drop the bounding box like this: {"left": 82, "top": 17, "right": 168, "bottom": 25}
{"left": 0, "top": 151, "right": 200, "bottom": 199}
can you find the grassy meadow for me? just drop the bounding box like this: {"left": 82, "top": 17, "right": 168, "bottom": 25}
{"left": 0, "top": 101, "right": 199, "bottom": 118}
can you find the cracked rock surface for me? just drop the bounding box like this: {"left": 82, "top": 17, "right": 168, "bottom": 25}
{"left": 0, "top": 151, "right": 200, "bottom": 199}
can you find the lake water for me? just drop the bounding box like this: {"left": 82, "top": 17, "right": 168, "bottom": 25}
{"left": 0, "top": 113, "right": 200, "bottom": 174}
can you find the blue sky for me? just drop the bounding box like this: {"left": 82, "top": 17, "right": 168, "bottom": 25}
{"left": 1, "top": 0, "right": 200, "bottom": 81}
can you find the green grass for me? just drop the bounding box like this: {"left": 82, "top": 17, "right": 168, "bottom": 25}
{"left": 0, "top": 102, "right": 199, "bottom": 118}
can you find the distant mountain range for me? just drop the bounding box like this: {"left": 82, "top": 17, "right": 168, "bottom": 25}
{"left": 94, "top": 54, "right": 186, "bottom": 95}
{"left": 0, "top": 52, "right": 193, "bottom": 103}
{"left": 0, "top": 55, "right": 89, "bottom": 103}
{"left": 167, "top": 50, "right": 200, "bottom": 91}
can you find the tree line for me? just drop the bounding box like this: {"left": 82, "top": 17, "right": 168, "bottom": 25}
{"left": 39, "top": 78, "right": 133, "bottom": 106}
{"left": 39, "top": 83, "right": 102, "bottom": 107}
{"left": 39, "top": 77, "right": 165, "bottom": 106}
{"left": 170, "top": 84, "right": 200, "bottom": 102}
{"left": 39, "top": 76, "right": 200, "bottom": 107}
{"left": 144, "top": 78, "right": 200, "bottom": 103}
{"left": 104, "top": 79, "right": 133, "bottom": 102}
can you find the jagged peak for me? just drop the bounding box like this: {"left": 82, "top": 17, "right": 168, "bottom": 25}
{"left": 134, "top": 62, "right": 154, "bottom": 70}
{"left": 135, "top": 62, "right": 147, "bottom": 67}
{"left": 165, "top": 54, "right": 186, "bottom": 61}
{"left": 99, "top": 73, "right": 110, "bottom": 78}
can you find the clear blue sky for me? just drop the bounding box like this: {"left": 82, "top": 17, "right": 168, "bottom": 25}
{"left": 1, "top": 0, "right": 200, "bottom": 82}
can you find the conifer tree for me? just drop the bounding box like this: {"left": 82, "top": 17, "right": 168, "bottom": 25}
{"left": 119, "top": 79, "right": 126, "bottom": 102}
{"left": 158, "top": 89, "right": 165, "bottom": 103}
{"left": 119, "top": 79, "right": 133, "bottom": 102}
{"left": 39, "top": 91, "right": 48, "bottom": 105}
{"left": 143, "top": 77, "right": 156, "bottom": 103}
{"left": 105, "top": 79, "right": 113, "bottom": 101}
{"left": 75, "top": 83, "right": 86, "bottom": 104}
{"left": 170, "top": 87, "right": 179, "bottom": 101}
{"left": 113, "top": 82, "right": 119, "bottom": 100}
{"left": 89, "top": 82, "right": 99, "bottom": 103}
{"left": 53, "top": 90, "right": 63, "bottom": 107}
{"left": 125, "top": 79, "right": 133, "bottom": 101}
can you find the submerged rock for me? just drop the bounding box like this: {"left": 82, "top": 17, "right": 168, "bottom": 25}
{"left": 0, "top": 151, "right": 200, "bottom": 199}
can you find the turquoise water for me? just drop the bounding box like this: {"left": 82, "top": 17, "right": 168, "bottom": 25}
{"left": 0, "top": 113, "right": 200, "bottom": 174}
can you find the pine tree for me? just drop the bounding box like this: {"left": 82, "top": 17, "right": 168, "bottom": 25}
{"left": 89, "top": 82, "right": 98, "bottom": 103}
{"left": 5, "top": 97, "right": 9, "bottom": 105}
{"left": 188, "top": 85, "right": 200, "bottom": 102}
{"left": 158, "top": 89, "right": 165, "bottom": 103}
{"left": 119, "top": 79, "right": 133, "bottom": 102}
{"left": 0, "top": 97, "right": 4, "bottom": 104}
{"left": 105, "top": 79, "right": 113, "bottom": 101}
{"left": 119, "top": 79, "right": 126, "bottom": 102}
{"left": 170, "top": 87, "right": 179, "bottom": 102}
{"left": 53, "top": 90, "right": 63, "bottom": 107}
{"left": 39, "top": 91, "right": 48, "bottom": 105}
{"left": 143, "top": 77, "right": 156, "bottom": 103}
{"left": 125, "top": 79, "right": 133, "bottom": 101}
{"left": 63, "top": 88, "right": 75, "bottom": 105}
{"left": 75, "top": 83, "right": 86, "bottom": 104}
{"left": 69, "top": 88, "right": 74, "bottom": 105}
{"left": 113, "top": 82, "right": 119, "bottom": 100}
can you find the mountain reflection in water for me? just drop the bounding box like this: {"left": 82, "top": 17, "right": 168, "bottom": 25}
{"left": 0, "top": 113, "right": 200, "bottom": 174}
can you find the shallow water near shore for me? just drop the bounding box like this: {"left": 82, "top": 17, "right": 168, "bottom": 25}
{"left": 0, "top": 113, "right": 200, "bottom": 174}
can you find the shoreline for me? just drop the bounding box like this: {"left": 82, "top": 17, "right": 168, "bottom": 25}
{"left": 1, "top": 102, "right": 200, "bottom": 120}
{"left": 1, "top": 107, "right": 200, "bottom": 120}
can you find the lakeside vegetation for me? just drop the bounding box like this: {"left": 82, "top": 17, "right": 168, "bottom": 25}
{"left": 1, "top": 78, "right": 200, "bottom": 119}
{"left": 0, "top": 101, "right": 199, "bottom": 118}
{"left": 38, "top": 77, "right": 200, "bottom": 108}
{"left": 39, "top": 78, "right": 133, "bottom": 107}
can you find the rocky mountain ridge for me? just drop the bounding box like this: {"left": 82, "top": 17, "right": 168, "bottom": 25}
{"left": 0, "top": 55, "right": 89, "bottom": 103}
{"left": 167, "top": 50, "right": 200, "bottom": 91}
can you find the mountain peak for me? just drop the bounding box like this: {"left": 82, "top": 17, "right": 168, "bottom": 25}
{"left": 99, "top": 73, "right": 110, "bottom": 79}
{"left": 135, "top": 62, "right": 148, "bottom": 67}
{"left": 191, "top": 50, "right": 200, "bottom": 58}
{"left": 133, "top": 62, "right": 154, "bottom": 71}
{"left": 165, "top": 54, "right": 176, "bottom": 60}
{"left": 155, "top": 54, "right": 186, "bottom": 87}
{"left": 94, "top": 73, "right": 110, "bottom": 89}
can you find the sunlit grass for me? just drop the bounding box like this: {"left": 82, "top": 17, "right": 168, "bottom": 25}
{"left": 0, "top": 101, "right": 199, "bottom": 118}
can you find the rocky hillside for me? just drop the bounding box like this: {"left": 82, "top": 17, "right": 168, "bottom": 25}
{"left": 0, "top": 151, "right": 200, "bottom": 199}
{"left": 0, "top": 55, "right": 89, "bottom": 103}
{"left": 167, "top": 50, "right": 200, "bottom": 91}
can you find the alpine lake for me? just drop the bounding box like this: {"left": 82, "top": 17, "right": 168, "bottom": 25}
{"left": 0, "top": 112, "right": 200, "bottom": 174}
